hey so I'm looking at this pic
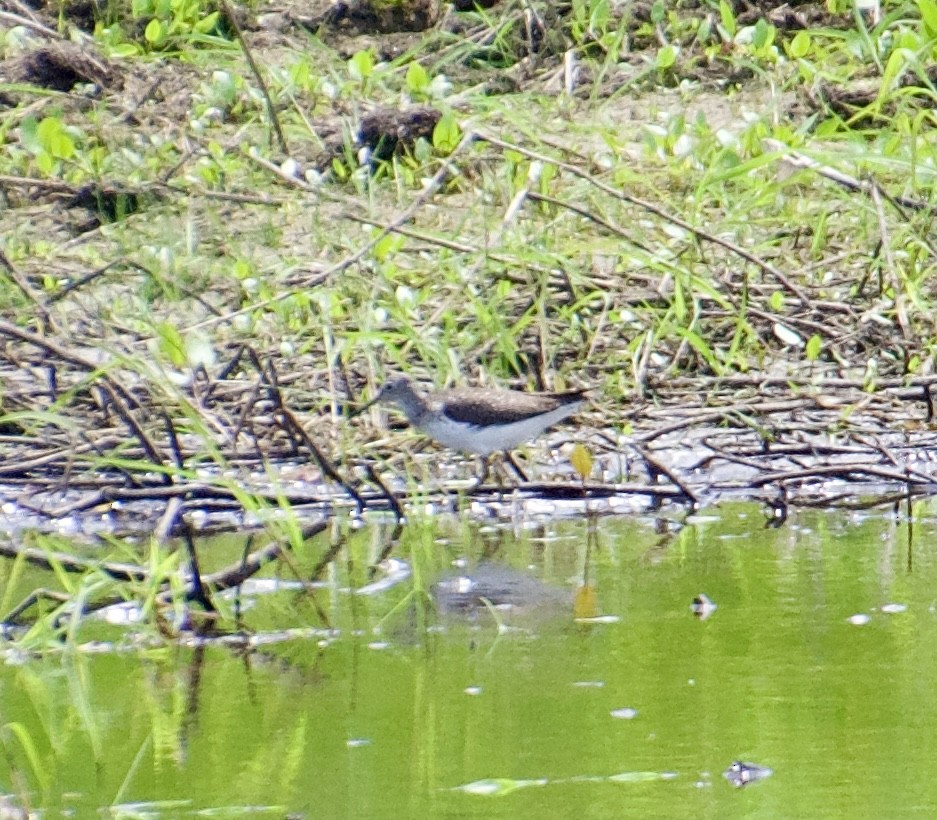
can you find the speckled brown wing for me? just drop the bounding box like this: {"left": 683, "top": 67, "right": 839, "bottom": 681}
{"left": 435, "top": 388, "right": 587, "bottom": 426}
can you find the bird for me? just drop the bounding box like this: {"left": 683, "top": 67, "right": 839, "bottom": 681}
{"left": 358, "top": 377, "right": 587, "bottom": 482}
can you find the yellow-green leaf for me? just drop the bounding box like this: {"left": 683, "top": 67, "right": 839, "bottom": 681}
{"left": 432, "top": 112, "right": 460, "bottom": 154}
{"left": 920, "top": 0, "right": 937, "bottom": 37}
{"left": 789, "top": 30, "right": 811, "bottom": 58}
{"left": 805, "top": 334, "right": 822, "bottom": 361}
{"left": 156, "top": 321, "right": 186, "bottom": 367}
{"left": 719, "top": 0, "right": 736, "bottom": 35}
{"left": 656, "top": 45, "right": 677, "bottom": 69}
{"left": 144, "top": 17, "right": 166, "bottom": 44}
{"left": 570, "top": 443, "right": 593, "bottom": 480}
{"left": 574, "top": 585, "right": 598, "bottom": 619}
{"left": 406, "top": 62, "right": 429, "bottom": 93}
{"left": 36, "top": 117, "right": 75, "bottom": 159}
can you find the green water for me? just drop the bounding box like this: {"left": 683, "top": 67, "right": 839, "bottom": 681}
{"left": 2, "top": 504, "right": 937, "bottom": 818}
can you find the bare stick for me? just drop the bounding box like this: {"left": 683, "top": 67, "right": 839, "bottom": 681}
{"left": 184, "top": 131, "right": 478, "bottom": 333}
{"left": 154, "top": 496, "right": 184, "bottom": 543}
{"left": 0, "top": 318, "right": 168, "bottom": 477}
{"left": 477, "top": 131, "right": 811, "bottom": 306}
{"left": 219, "top": 0, "right": 288, "bottom": 154}
{"left": 0, "top": 249, "right": 52, "bottom": 328}
{"left": 181, "top": 523, "right": 216, "bottom": 612}
{"left": 764, "top": 138, "right": 931, "bottom": 213}
{"left": 200, "top": 520, "right": 327, "bottom": 590}
{"left": 2, "top": 588, "right": 72, "bottom": 626}
{"left": 527, "top": 190, "right": 654, "bottom": 253}
{"left": 633, "top": 444, "right": 698, "bottom": 506}
{"left": 869, "top": 181, "right": 911, "bottom": 340}
{"left": 278, "top": 407, "right": 366, "bottom": 510}
{"left": 0, "top": 541, "right": 148, "bottom": 580}
{"left": 363, "top": 462, "right": 404, "bottom": 520}
{"left": 0, "top": 9, "right": 60, "bottom": 37}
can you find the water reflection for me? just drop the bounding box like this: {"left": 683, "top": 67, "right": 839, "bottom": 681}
{"left": 3, "top": 504, "right": 937, "bottom": 817}
{"left": 434, "top": 562, "right": 570, "bottom": 617}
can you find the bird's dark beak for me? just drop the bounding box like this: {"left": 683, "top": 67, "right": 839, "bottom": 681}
{"left": 350, "top": 391, "right": 382, "bottom": 418}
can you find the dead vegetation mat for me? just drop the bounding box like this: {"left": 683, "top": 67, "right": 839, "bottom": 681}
{"left": 1, "top": 0, "right": 937, "bottom": 533}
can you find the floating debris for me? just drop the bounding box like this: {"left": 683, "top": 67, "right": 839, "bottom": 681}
{"left": 848, "top": 613, "right": 871, "bottom": 626}
{"left": 98, "top": 601, "right": 144, "bottom": 626}
{"left": 880, "top": 603, "right": 907, "bottom": 614}
{"left": 464, "top": 686, "right": 483, "bottom": 696}
{"left": 684, "top": 514, "right": 722, "bottom": 524}
{"left": 608, "top": 770, "right": 675, "bottom": 783}
{"left": 610, "top": 707, "right": 638, "bottom": 720}
{"left": 354, "top": 558, "right": 411, "bottom": 595}
{"left": 572, "top": 680, "right": 605, "bottom": 688}
{"left": 723, "top": 760, "right": 773, "bottom": 788}
{"left": 347, "top": 738, "right": 372, "bottom": 748}
{"left": 691, "top": 593, "right": 717, "bottom": 620}
{"left": 455, "top": 778, "right": 548, "bottom": 796}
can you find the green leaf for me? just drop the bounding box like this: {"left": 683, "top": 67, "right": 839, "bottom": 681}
{"left": 753, "top": 19, "right": 774, "bottom": 49}
{"left": 37, "top": 117, "right": 75, "bottom": 159}
{"left": 879, "top": 48, "right": 910, "bottom": 100}
{"left": 656, "top": 45, "right": 677, "bottom": 69}
{"left": 769, "top": 290, "right": 784, "bottom": 311}
{"left": 590, "top": 0, "right": 610, "bottom": 31}
{"left": 374, "top": 234, "right": 403, "bottom": 261}
{"left": 35, "top": 151, "right": 54, "bottom": 174}
{"left": 406, "top": 62, "right": 429, "bottom": 94}
{"left": 805, "top": 334, "right": 822, "bottom": 361}
{"left": 432, "top": 112, "right": 461, "bottom": 154}
{"left": 919, "top": 0, "right": 937, "bottom": 38}
{"left": 679, "top": 328, "right": 723, "bottom": 375}
{"left": 144, "top": 17, "right": 166, "bottom": 44}
{"left": 19, "top": 116, "right": 40, "bottom": 154}
{"left": 194, "top": 10, "right": 219, "bottom": 32}
{"left": 112, "top": 42, "right": 143, "bottom": 57}
{"left": 348, "top": 50, "right": 374, "bottom": 81}
{"left": 156, "top": 321, "right": 186, "bottom": 367}
{"left": 789, "top": 30, "right": 811, "bottom": 58}
{"left": 719, "top": 0, "right": 736, "bottom": 36}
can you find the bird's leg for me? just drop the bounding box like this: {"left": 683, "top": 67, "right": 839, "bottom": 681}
{"left": 472, "top": 455, "right": 491, "bottom": 487}
{"left": 503, "top": 451, "right": 529, "bottom": 483}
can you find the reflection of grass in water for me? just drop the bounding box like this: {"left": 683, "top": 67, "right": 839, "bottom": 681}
{"left": 373, "top": 520, "right": 438, "bottom": 639}
{"left": 1, "top": 718, "right": 51, "bottom": 800}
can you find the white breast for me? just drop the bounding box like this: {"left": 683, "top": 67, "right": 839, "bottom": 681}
{"left": 418, "top": 401, "right": 584, "bottom": 456}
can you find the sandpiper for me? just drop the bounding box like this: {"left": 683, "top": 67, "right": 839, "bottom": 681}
{"left": 358, "top": 377, "right": 587, "bottom": 481}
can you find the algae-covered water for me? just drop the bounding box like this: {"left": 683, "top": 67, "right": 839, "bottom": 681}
{"left": 2, "top": 504, "right": 936, "bottom": 817}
